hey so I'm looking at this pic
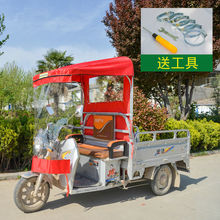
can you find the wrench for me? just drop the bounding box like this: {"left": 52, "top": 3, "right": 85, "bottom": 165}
{"left": 158, "top": 27, "right": 178, "bottom": 41}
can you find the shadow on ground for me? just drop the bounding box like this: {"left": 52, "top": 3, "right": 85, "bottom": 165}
{"left": 43, "top": 174, "right": 207, "bottom": 211}
{"left": 178, "top": 174, "right": 207, "bottom": 191}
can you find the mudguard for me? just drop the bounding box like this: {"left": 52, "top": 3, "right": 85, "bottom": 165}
{"left": 144, "top": 163, "right": 180, "bottom": 188}
{"left": 21, "top": 171, "right": 53, "bottom": 188}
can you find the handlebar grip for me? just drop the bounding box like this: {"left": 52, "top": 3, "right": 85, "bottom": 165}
{"left": 155, "top": 35, "right": 177, "bottom": 53}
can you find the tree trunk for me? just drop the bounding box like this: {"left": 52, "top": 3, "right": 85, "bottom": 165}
{"left": 178, "top": 73, "right": 183, "bottom": 114}
{"left": 54, "top": 93, "right": 59, "bottom": 116}
{"left": 6, "top": 158, "right": 11, "bottom": 171}
{"left": 1, "top": 153, "right": 4, "bottom": 171}
{"left": 157, "top": 83, "right": 174, "bottom": 117}
{"left": 179, "top": 74, "right": 195, "bottom": 120}
{"left": 13, "top": 157, "right": 19, "bottom": 170}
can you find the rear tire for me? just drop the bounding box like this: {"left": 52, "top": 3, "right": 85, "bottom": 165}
{"left": 150, "top": 165, "right": 173, "bottom": 196}
{"left": 14, "top": 176, "right": 50, "bottom": 213}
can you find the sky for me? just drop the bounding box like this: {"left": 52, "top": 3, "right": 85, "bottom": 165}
{"left": 0, "top": 1, "right": 219, "bottom": 72}
{"left": 0, "top": 0, "right": 116, "bottom": 71}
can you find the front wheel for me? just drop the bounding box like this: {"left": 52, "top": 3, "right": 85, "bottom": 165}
{"left": 14, "top": 176, "right": 50, "bottom": 213}
{"left": 150, "top": 165, "right": 173, "bottom": 196}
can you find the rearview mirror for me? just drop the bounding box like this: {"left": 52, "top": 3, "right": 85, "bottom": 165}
{"left": 46, "top": 105, "right": 54, "bottom": 115}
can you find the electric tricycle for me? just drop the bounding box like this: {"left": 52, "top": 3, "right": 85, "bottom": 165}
{"left": 14, "top": 57, "right": 190, "bottom": 213}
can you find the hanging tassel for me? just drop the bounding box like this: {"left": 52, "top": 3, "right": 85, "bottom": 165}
{"left": 64, "top": 174, "right": 69, "bottom": 197}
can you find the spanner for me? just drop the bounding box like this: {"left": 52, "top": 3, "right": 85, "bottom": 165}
{"left": 158, "top": 27, "right": 178, "bottom": 41}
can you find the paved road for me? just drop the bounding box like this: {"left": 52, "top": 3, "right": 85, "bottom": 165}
{"left": 0, "top": 154, "right": 220, "bottom": 220}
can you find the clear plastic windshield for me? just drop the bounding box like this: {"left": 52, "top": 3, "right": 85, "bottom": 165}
{"left": 34, "top": 82, "right": 82, "bottom": 133}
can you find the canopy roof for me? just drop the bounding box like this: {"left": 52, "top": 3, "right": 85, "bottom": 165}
{"left": 33, "top": 56, "right": 134, "bottom": 87}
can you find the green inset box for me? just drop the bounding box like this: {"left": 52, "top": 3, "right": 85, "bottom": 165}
{"left": 141, "top": 54, "right": 213, "bottom": 72}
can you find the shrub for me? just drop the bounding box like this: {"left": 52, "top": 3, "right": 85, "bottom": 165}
{"left": 133, "top": 86, "right": 168, "bottom": 131}
{"left": 0, "top": 110, "right": 34, "bottom": 171}
{"left": 199, "top": 119, "right": 220, "bottom": 150}
{"left": 0, "top": 110, "right": 80, "bottom": 172}
{"left": 165, "top": 118, "right": 220, "bottom": 152}
{"left": 0, "top": 126, "right": 18, "bottom": 171}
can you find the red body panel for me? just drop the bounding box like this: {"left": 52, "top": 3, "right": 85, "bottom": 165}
{"left": 31, "top": 156, "right": 70, "bottom": 174}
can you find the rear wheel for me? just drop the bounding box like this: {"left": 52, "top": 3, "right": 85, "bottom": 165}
{"left": 150, "top": 165, "right": 173, "bottom": 196}
{"left": 14, "top": 176, "right": 50, "bottom": 213}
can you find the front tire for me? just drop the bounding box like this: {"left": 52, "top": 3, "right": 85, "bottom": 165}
{"left": 14, "top": 176, "right": 50, "bottom": 213}
{"left": 150, "top": 165, "right": 173, "bottom": 196}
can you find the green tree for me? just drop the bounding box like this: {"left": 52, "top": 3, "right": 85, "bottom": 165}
{"left": 36, "top": 49, "right": 74, "bottom": 115}
{"left": 36, "top": 49, "right": 74, "bottom": 73}
{"left": 103, "top": 0, "right": 220, "bottom": 120}
{"left": 0, "top": 13, "right": 9, "bottom": 56}
{"left": 0, "top": 62, "right": 33, "bottom": 110}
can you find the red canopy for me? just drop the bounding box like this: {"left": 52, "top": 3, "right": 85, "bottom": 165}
{"left": 33, "top": 56, "right": 134, "bottom": 142}
{"left": 33, "top": 57, "right": 134, "bottom": 87}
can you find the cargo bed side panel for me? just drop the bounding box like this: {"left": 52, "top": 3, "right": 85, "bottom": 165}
{"left": 134, "top": 137, "right": 190, "bottom": 170}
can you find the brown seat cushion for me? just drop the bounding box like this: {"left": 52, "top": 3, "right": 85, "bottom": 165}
{"left": 78, "top": 143, "right": 123, "bottom": 159}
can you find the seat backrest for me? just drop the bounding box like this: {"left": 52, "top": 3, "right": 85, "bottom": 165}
{"left": 83, "top": 112, "right": 130, "bottom": 143}
{"left": 93, "top": 115, "right": 115, "bottom": 140}
{"left": 84, "top": 115, "right": 115, "bottom": 147}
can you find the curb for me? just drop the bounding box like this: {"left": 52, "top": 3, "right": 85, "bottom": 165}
{"left": 0, "top": 171, "right": 28, "bottom": 181}
{"left": 190, "top": 149, "right": 220, "bottom": 157}
{"left": 0, "top": 150, "right": 220, "bottom": 181}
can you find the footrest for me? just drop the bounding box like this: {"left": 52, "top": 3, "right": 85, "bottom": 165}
{"left": 74, "top": 174, "right": 100, "bottom": 188}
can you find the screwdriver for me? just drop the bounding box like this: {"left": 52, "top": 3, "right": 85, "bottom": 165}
{"left": 143, "top": 27, "right": 177, "bottom": 54}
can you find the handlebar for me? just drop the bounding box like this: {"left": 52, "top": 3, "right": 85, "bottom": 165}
{"left": 38, "top": 118, "right": 82, "bottom": 146}
{"left": 65, "top": 125, "right": 83, "bottom": 130}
